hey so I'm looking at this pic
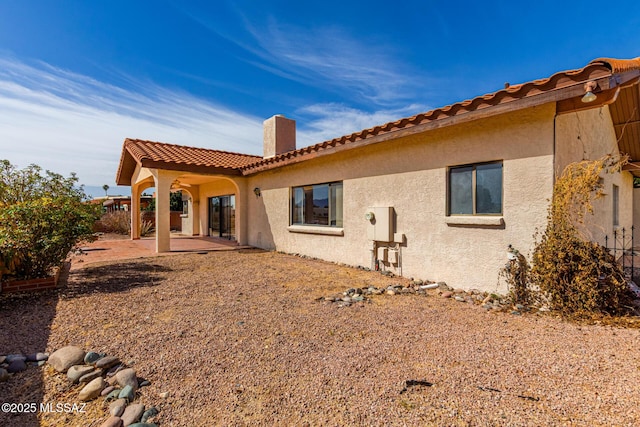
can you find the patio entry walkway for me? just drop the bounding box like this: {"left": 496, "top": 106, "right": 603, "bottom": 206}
{"left": 71, "top": 233, "right": 252, "bottom": 270}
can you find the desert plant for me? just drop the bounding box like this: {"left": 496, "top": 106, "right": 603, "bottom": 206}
{"left": 530, "top": 155, "right": 635, "bottom": 316}
{"left": 499, "top": 245, "right": 532, "bottom": 306}
{"left": 96, "top": 211, "right": 131, "bottom": 234}
{"left": 0, "top": 160, "right": 100, "bottom": 279}
{"left": 96, "top": 211, "right": 153, "bottom": 236}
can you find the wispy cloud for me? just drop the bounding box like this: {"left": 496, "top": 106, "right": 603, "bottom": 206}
{"left": 172, "top": 3, "right": 426, "bottom": 107}
{"left": 0, "top": 56, "right": 264, "bottom": 188}
{"left": 245, "top": 21, "right": 419, "bottom": 105}
{"left": 244, "top": 18, "right": 434, "bottom": 107}
{"left": 295, "top": 102, "right": 429, "bottom": 146}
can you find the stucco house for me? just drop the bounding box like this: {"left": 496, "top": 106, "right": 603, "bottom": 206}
{"left": 116, "top": 56, "right": 640, "bottom": 292}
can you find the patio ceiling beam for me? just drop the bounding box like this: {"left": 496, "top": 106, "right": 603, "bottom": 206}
{"left": 140, "top": 160, "right": 242, "bottom": 176}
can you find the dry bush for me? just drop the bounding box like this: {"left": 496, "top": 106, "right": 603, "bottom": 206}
{"left": 499, "top": 245, "right": 533, "bottom": 306}
{"left": 530, "top": 156, "right": 635, "bottom": 316}
{"left": 95, "top": 211, "right": 153, "bottom": 236}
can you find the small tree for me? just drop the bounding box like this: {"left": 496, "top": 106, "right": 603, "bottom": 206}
{"left": 103, "top": 184, "right": 109, "bottom": 196}
{"left": 0, "top": 160, "right": 100, "bottom": 280}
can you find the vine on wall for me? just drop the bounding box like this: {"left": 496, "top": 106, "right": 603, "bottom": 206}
{"left": 501, "top": 155, "right": 636, "bottom": 317}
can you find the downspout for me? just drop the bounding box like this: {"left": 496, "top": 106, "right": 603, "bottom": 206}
{"left": 553, "top": 108, "right": 558, "bottom": 184}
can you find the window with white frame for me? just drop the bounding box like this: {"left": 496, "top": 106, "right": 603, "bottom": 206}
{"left": 291, "top": 182, "right": 343, "bottom": 227}
{"left": 448, "top": 162, "right": 503, "bottom": 215}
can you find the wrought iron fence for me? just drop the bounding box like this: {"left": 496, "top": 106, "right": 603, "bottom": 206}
{"left": 605, "top": 226, "right": 636, "bottom": 281}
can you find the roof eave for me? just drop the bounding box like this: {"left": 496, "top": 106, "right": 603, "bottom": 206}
{"left": 139, "top": 159, "right": 243, "bottom": 176}
{"left": 241, "top": 75, "right": 619, "bottom": 176}
{"left": 115, "top": 144, "right": 137, "bottom": 186}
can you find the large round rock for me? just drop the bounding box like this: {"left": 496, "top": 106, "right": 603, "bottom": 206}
{"left": 78, "top": 377, "right": 106, "bottom": 401}
{"left": 47, "top": 346, "right": 85, "bottom": 373}
{"left": 115, "top": 368, "right": 138, "bottom": 391}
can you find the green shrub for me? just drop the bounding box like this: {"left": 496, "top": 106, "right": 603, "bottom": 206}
{"left": 0, "top": 160, "right": 100, "bottom": 280}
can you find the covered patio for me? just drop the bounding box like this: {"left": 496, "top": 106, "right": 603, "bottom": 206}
{"left": 74, "top": 233, "right": 252, "bottom": 268}
{"left": 115, "top": 139, "right": 262, "bottom": 253}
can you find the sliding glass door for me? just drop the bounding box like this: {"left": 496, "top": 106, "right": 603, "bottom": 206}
{"left": 208, "top": 195, "right": 235, "bottom": 240}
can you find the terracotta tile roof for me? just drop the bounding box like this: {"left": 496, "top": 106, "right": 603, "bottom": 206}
{"left": 240, "top": 56, "right": 640, "bottom": 174}
{"left": 124, "top": 139, "right": 260, "bottom": 169}
{"left": 116, "top": 56, "right": 640, "bottom": 183}
{"left": 116, "top": 139, "right": 261, "bottom": 185}
{"left": 591, "top": 57, "right": 640, "bottom": 73}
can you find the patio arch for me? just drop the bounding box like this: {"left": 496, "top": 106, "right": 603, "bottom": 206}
{"left": 116, "top": 138, "right": 260, "bottom": 252}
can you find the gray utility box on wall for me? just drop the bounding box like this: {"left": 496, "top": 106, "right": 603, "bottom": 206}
{"left": 365, "top": 207, "right": 394, "bottom": 242}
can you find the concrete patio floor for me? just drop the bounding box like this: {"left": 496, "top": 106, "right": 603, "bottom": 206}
{"left": 71, "top": 233, "right": 252, "bottom": 269}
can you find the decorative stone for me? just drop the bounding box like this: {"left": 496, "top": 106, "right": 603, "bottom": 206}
{"left": 7, "top": 359, "right": 26, "bottom": 373}
{"left": 437, "top": 282, "right": 450, "bottom": 290}
{"left": 385, "top": 289, "right": 396, "bottom": 295}
{"left": 106, "top": 389, "right": 121, "bottom": 401}
{"left": 67, "top": 365, "right": 95, "bottom": 383}
{"left": 0, "top": 368, "right": 9, "bottom": 382}
{"left": 116, "top": 368, "right": 138, "bottom": 391}
{"left": 85, "top": 351, "right": 103, "bottom": 364}
{"left": 100, "top": 416, "right": 123, "bottom": 427}
{"left": 6, "top": 354, "right": 26, "bottom": 363}
{"left": 141, "top": 407, "right": 159, "bottom": 422}
{"left": 7, "top": 354, "right": 23, "bottom": 363}
{"left": 441, "top": 291, "right": 453, "bottom": 298}
{"left": 95, "top": 355, "right": 120, "bottom": 370}
{"left": 121, "top": 403, "right": 145, "bottom": 426}
{"left": 109, "top": 398, "right": 127, "bottom": 417}
{"left": 138, "top": 379, "right": 151, "bottom": 387}
{"left": 48, "top": 346, "right": 85, "bottom": 373}
{"left": 454, "top": 296, "right": 465, "bottom": 302}
{"left": 158, "top": 391, "right": 169, "bottom": 398}
{"left": 78, "top": 377, "right": 106, "bottom": 401}
{"left": 118, "top": 384, "right": 135, "bottom": 402}
{"left": 102, "top": 385, "right": 115, "bottom": 396}
{"left": 107, "top": 364, "right": 125, "bottom": 377}
{"left": 79, "top": 369, "right": 103, "bottom": 383}
{"left": 26, "top": 352, "right": 48, "bottom": 362}
{"left": 0, "top": 356, "right": 6, "bottom": 364}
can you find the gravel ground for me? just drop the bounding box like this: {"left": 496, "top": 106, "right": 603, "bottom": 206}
{"left": 2, "top": 249, "right": 640, "bottom": 426}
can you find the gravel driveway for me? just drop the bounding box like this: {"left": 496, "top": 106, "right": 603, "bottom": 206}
{"left": 1, "top": 248, "right": 640, "bottom": 426}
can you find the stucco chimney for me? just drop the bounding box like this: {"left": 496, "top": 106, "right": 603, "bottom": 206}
{"left": 263, "top": 115, "right": 296, "bottom": 158}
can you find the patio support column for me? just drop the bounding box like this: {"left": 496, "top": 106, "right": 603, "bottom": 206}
{"left": 236, "top": 180, "right": 248, "bottom": 245}
{"left": 130, "top": 184, "right": 141, "bottom": 239}
{"left": 151, "top": 169, "right": 181, "bottom": 253}
{"left": 189, "top": 186, "right": 200, "bottom": 236}
{"left": 192, "top": 199, "right": 200, "bottom": 235}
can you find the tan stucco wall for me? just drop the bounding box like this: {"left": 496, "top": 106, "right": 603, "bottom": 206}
{"left": 197, "top": 177, "right": 248, "bottom": 243}
{"left": 555, "top": 106, "right": 634, "bottom": 246}
{"left": 245, "top": 104, "right": 557, "bottom": 292}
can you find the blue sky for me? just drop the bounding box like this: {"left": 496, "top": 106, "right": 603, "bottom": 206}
{"left": 0, "top": 0, "right": 639, "bottom": 197}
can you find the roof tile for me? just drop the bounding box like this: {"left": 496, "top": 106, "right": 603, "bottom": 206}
{"left": 117, "top": 56, "right": 640, "bottom": 182}
{"left": 124, "top": 139, "right": 261, "bottom": 170}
